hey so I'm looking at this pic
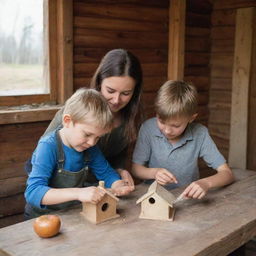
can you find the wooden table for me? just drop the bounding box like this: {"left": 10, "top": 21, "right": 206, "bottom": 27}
{"left": 0, "top": 168, "right": 256, "bottom": 256}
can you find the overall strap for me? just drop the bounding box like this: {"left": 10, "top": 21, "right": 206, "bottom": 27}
{"left": 55, "top": 130, "right": 65, "bottom": 170}
{"left": 84, "top": 150, "right": 90, "bottom": 163}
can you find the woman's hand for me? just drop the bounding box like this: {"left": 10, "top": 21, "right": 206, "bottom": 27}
{"left": 117, "top": 169, "right": 135, "bottom": 189}
{"left": 111, "top": 180, "right": 135, "bottom": 196}
{"left": 154, "top": 168, "right": 178, "bottom": 185}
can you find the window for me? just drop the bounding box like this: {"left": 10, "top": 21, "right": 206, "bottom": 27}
{"left": 0, "top": 0, "right": 73, "bottom": 109}
{"left": 0, "top": 0, "right": 48, "bottom": 97}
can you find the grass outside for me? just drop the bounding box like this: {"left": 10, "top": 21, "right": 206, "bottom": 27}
{"left": 0, "top": 63, "right": 49, "bottom": 96}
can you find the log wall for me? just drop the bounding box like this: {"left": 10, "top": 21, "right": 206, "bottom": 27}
{"left": 73, "top": 0, "right": 169, "bottom": 119}
{"left": 208, "top": 0, "right": 256, "bottom": 161}
{"left": 0, "top": 122, "right": 50, "bottom": 227}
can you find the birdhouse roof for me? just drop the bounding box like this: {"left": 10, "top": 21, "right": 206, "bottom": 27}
{"left": 101, "top": 187, "right": 119, "bottom": 201}
{"left": 136, "top": 181, "right": 176, "bottom": 207}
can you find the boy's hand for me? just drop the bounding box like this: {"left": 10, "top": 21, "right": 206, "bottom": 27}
{"left": 111, "top": 180, "right": 135, "bottom": 196}
{"left": 77, "top": 186, "right": 106, "bottom": 204}
{"left": 154, "top": 168, "right": 178, "bottom": 185}
{"left": 117, "top": 169, "right": 135, "bottom": 189}
{"left": 182, "top": 179, "right": 210, "bottom": 199}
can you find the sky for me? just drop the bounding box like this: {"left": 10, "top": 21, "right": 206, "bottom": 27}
{"left": 0, "top": 0, "right": 43, "bottom": 43}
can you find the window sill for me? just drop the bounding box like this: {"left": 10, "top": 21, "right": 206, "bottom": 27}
{"left": 0, "top": 104, "right": 62, "bottom": 125}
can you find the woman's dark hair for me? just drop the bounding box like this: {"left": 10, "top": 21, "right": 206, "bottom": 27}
{"left": 90, "top": 49, "right": 143, "bottom": 143}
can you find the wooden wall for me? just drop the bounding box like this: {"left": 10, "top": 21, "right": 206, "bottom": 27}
{"left": 73, "top": 0, "right": 169, "bottom": 118}
{"left": 0, "top": 122, "right": 50, "bottom": 227}
{"left": 0, "top": 0, "right": 213, "bottom": 228}
{"left": 208, "top": 0, "right": 256, "bottom": 162}
{"left": 185, "top": 0, "right": 212, "bottom": 126}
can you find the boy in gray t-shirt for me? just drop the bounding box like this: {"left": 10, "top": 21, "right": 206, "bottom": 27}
{"left": 132, "top": 80, "right": 234, "bottom": 199}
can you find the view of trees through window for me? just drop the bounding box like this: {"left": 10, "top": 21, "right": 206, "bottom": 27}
{"left": 0, "top": 0, "right": 49, "bottom": 96}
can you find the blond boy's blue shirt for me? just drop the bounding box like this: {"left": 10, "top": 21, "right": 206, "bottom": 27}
{"left": 132, "top": 117, "right": 226, "bottom": 189}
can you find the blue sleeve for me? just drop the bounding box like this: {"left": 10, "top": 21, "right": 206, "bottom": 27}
{"left": 25, "top": 140, "right": 57, "bottom": 208}
{"left": 132, "top": 123, "right": 151, "bottom": 165}
{"left": 88, "top": 146, "right": 121, "bottom": 188}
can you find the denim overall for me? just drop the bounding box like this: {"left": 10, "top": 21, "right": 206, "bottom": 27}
{"left": 24, "top": 130, "right": 96, "bottom": 219}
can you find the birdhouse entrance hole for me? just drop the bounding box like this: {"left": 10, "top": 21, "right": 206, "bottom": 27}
{"left": 101, "top": 203, "right": 109, "bottom": 211}
{"left": 149, "top": 197, "right": 155, "bottom": 204}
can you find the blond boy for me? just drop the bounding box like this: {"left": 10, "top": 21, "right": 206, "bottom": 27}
{"left": 132, "top": 80, "right": 234, "bottom": 199}
{"left": 25, "top": 88, "right": 133, "bottom": 219}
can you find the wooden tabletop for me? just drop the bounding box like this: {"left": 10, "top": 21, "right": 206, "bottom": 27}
{"left": 1, "top": 168, "right": 256, "bottom": 256}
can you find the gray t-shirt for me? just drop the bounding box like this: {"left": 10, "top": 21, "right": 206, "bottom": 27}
{"left": 132, "top": 117, "right": 226, "bottom": 189}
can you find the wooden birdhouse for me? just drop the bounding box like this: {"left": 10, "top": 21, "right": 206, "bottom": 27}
{"left": 81, "top": 181, "right": 120, "bottom": 224}
{"left": 136, "top": 181, "right": 176, "bottom": 221}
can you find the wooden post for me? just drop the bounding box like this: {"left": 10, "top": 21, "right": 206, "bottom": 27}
{"left": 229, "top": 8, "right": 255, "bottom": 169}
{"left": 99, "top": 181, "right": 105, "bottom": 188}
{"left": 168, "top": 0, "right": 186, "bottom": 80}
{"left": 56, "top": 0, "right": 73, "bottom": 104}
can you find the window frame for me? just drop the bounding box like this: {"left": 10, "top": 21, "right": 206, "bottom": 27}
{"left": 0, "top": 0, "right": 73, "bottom": 124}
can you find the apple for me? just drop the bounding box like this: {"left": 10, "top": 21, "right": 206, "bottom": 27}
{"left": 33, "top": 214, "right": 61, "bottom": 238}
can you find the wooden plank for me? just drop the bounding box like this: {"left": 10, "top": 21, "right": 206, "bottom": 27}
{"left": 214, "top": 0, "right": 256, "bottom": 10}
{"left": 74, "top": 29, "right": 168, "bottom": 49}
{"left": 74, "top": 0, "right": 169, "bottom": 8}
{"left": 142, "top": 91, "right": 209, "bottom": 107}
{"left": 185, "top": 37, "right": 211, "bottom": 52}
{"left": 75, "top": 62, "right": 168, "bottom": 78}
{"left": 0, "top": 177, "right": 26, "bottom": 198}
{"left": 211, "top": 26, "right": 235, "bottom": 40}
{"left": 186, "top": 12, "right": 211, "bottom": 28}
{"left": 184, "top": 66, "right": 210, "bottom": 76}
{"left": 208, "top": 123, "right": 231, "bottom": 141}
{"left": 74, "top": 16, "right": 167, "bottom": 32}
{"left": 211, "top": 9, "right": 235, "bottom": 26}
{"left": 0, "top": 123, "right": 48, "bottom": 164}
{"left": 247, "top": 8, "right": 256, "bottom": 171}
{"left": 0, "top": 193, "right": 25, "bottom": 217}
{"left": 0, "top": 95, "right": 52, "bottom": 107}
{"left": 56, "top": 0, "right": 73, "bottom": 104}
{"left": 73, "top": 2, "right": 168, "bottom": 22}
{"left": 74, "top": 48, "right": 168, "bottom": 64}
{"left": 186, "top": 27, "right": 210, "bottom": 37}
{"left": 209, "top": 107, "right": 231, "bottom": 125}
{"left": 209, "top": 90, "right": 231, "bottom": 107}
{"left": 0, "top": 106, "right": 61, "bottom": 125}
{"left": 0, "top": 214, "right": 24, "bottom": 229}
{"left": 211, "top": 66, "right": 233, "bottom": 79}
{"left": 229, "top": 8, "right": 254, "bottom": 169}
{"left": 186, "top": 0, "right": 212, "bottom": 14}
{"left": 211, "top": 39, "right": 234, "bottom": 53}
{"left": 0, "top": 162, "right": 27, "bottom": 180}
{"left": 184, "top": 76, "right": 210, "bottom": 91}
{"left": 185, "top": 52, "right": 210, "bottom": 66}
{"left": 210, "top": 78, "right": 232, "bottom": 90}
{"left": 168, "top": 0, "right": 186, "bottom": 80}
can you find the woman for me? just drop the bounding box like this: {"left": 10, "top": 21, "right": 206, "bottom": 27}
{"left": 43, "top": 49, "right": 143, "bottom": 187}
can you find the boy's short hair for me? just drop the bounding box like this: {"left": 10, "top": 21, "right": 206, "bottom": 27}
{"left": 155, "top": 80, "right": 198, "bottom": 120}
{"left": 63, "top": 88, "right": 113, "bottom": 130}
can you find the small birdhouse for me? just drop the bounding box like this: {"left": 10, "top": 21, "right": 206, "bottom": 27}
{"left": 81, "top": 181, "right": 120, "bottom": 224}
{"left": 136, "top": 181, "right": 176, "bottom": 221}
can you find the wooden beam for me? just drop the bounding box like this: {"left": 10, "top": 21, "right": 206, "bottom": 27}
{"left": 0, "top": 106, "right": 61, "bottom": 124}
{"left": 229, "top": 8, "right": 255, "bottom": 169}
{"left": 168, "top": 0, "right": 186, "bottom": 80}
{"left": 56, "top": 0, "right": 73, "bottom": 103}
{"left": 247, "top": 8, "right": 256, "bottom": 170}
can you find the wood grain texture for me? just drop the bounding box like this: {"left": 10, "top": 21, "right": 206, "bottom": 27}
{"left": 0, "top": 169, "right": 255, "bottom": 256}
{"left": 229, "top": 8, "right": 254, "bottom": 169}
